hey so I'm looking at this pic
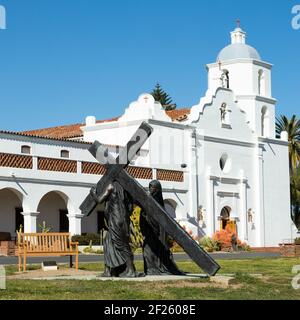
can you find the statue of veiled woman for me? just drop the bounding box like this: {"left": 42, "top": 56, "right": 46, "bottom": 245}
{"left": 92, "top": 181, "right": 142, "bottom": 278}
{"left": 140, "top": 180, "right": 184, "bottom": 276}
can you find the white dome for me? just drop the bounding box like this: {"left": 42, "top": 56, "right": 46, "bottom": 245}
{"left": 217, "top": 43, "right": 261, "bottom": 61}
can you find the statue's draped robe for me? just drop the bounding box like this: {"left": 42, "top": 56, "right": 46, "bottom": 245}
{"left": 103, "top": 181, "right": 133, "bottom": 270}
{"left": 140, "top": 185, "right": 184, "bottom": 275}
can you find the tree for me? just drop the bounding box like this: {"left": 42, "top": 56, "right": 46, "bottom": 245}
{"left": 276, "top": 115, "right": 300, "bottom": 230}
{"left": 276, "top": 115, "right": 300, "bottom": 172}
{"left": 151, "top": 83, "right": 176, "bottom": 111}
{"left": 291, "top": 167, "right": 300, "bottom": 230}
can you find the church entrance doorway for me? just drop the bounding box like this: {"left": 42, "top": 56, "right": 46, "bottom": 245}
{"left": 220, "top": 206, "right": 237, "bottom": 234}
{"left": 220, "top": 206, "right": 231, "bottom": 230}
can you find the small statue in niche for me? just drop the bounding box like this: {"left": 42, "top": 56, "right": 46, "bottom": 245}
{"left": 220, "top": 70, "right": 229, "bottom": 89}
{"left": 220, "top": 103, "right": 227, "bottom": 123}
{"left": 248, "top": 208, "right": 254, "bottom": 223}
{"left": 197, "top": 206, "right": 206, "bottom": 227}
{"left": 248, "top": 209, "right": 256, "bottom": 230}
{"left": 220, "top": 72, "right": 225, "bottom": 88}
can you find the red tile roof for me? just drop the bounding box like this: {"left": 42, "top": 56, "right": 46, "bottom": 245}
{"left": 167, "top": 108, "right": 191, "bottom": 122}
{"left": 0, "top": 130, "right": 91, "bottom": 144}
{"left": 22, "top": 117, "right": 119, "bottom": 140}
{"left": 21, "top": 109, "right": 191, "bottom": 140}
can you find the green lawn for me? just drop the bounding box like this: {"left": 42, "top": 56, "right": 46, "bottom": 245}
{"left": 1, "top": 258, "right": 300, "bottom": 300}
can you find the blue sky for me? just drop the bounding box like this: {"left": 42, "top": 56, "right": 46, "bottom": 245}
{"left": 0, "top": 0, "right": 299, "bottom": 131}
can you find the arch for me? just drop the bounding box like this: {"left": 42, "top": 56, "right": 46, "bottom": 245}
{"left": 37, "top": 191, "right": 71, "bottom": 232}
{"left": 258, "top": 69, "right": 265, "bottom": 96}
{"left": 0, "top": 187, "right": 23, "bottom": 203}
{"left": 82, "top": 202, "right": 106, "bottom": 234}
{"left": 261, "top": 106, "right": 269, "bottom": 137}
{"left": 0, "top": 188, "right": 24, "bottom": 235}
{"left": 164, "top": 199, "right": 178, "bottom": 219}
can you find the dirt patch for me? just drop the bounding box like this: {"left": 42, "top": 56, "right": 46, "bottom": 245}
{"left": 7, "top": 268, "right": 99, "bottom": 280}
{"left": 150, "top": 280, "right": 243, "bottom": 290}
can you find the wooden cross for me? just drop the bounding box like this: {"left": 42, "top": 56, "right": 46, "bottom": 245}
{"left": 80, "top": 122, "right": 220, "bottom": 276}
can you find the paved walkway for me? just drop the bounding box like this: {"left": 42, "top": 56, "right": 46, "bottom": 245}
{"left": 0, "top": 251, "right": 280, "bottom": 266}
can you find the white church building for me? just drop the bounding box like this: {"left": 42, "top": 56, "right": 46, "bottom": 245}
{"left": 0, "top": 26, "right": 295, "bottom": 248}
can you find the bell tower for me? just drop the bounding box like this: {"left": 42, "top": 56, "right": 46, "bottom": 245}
{"left": 206, "top": 24, "right": 276, "bottom": 138}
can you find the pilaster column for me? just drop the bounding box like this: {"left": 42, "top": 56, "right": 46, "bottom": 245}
{"left": 239, "top": 179, "right": 247, "bottom": 242}
{"left": 206, "top": 168, "right": 214, "bottom": 237}
{"left": 21, "top": 212, "right": 39, "bottom": 233}
{"left": 67, "top": 213, "right": 84, "bottom": 236}
{"left": 187, "top": 129, "right": 198, "bottom": 224}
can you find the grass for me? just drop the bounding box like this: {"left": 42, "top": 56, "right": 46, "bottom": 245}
{"left": 1, "top": 258, "right": 300, "bottom": 300}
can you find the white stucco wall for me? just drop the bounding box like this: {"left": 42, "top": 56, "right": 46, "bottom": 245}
{"left": 261, "top": 139, "right": 292, "bottom": 246}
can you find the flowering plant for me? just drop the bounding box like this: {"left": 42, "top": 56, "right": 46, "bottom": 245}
{"left": 212, "top": 225, "right": 249, "bottom": 252}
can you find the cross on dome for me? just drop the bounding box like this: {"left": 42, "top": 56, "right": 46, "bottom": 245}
{"left": 230, "top": 21, "right": 246, "bottom": 45}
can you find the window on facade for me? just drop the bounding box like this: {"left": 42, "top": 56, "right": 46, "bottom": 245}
{"left": 60, "top": 150, "right": 70, "bottom": 159}
{"left": 261, "top": 106, "right": 269, "bottom": 137}
{"left": 59, "top": 209, "right": 69, "bottom": 232}
{"left": 220, "top": 153, "right": 232, "bottom": 173}
{"left": 258, "top": 70, "right": 265, "bottom": 96}
{"left": 21, "top": 145, "right": 31, "bottom": 155}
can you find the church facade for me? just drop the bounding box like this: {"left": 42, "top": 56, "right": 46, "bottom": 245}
{"left": 0, "top": 26, "right": 295, "bottom": 247}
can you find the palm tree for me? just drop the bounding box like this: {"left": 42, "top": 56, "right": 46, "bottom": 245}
{"left": 291, "top": 167, "right": 300, "bottom": 229}
{"left": 276, "top": 115, "right": 300, "bottom": 230}
{"left": 276, "top": 115, "right": 300, "bottom": 171}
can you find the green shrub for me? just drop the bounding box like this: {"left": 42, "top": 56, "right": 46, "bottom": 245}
{"left": 199, "top": 236, "right": 221, "bottom": 252}
{"left": 72, "top": 233, "right": 102, "bottom": 246}
{"left": 238, "top": 243, "right": 251, "bottom": 251}
{"left": 295, "top": 238, "right": 300, "bottom": 245}
{"left": 82, "top": 247, "right": 103, "bottom": 254}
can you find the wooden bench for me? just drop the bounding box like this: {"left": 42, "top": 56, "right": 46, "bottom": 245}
{"left": 17, "top": 233, "right": 79, "bottom": 272}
